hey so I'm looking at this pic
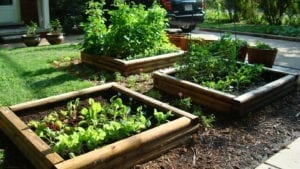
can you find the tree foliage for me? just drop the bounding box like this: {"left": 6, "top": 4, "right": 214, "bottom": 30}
{"left": 259, "top": 0, "right": 294, "bottom": 25}
{"left": 205, "top": 0, "right": 298, "bottom": 25}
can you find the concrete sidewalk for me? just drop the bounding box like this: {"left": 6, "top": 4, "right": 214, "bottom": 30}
{"left": 255, "top": 137, "right": 300, "bottom": 169}
{"left": 0, "top": 34, "right": 84, "bottom": 49}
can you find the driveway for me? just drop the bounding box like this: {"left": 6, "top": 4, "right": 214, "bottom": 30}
{"left": 191, "top": 29, "right": 300, "bottom": 71}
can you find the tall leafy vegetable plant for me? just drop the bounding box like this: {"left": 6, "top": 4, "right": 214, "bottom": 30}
{"left": 81, "top": 1, "right": 107, "bottom": 55}
{"left": 105, "top": 1, "right": 169, "bottom": 58}
{"left": 81, "top": 0, "right": 174, "bottom": 59}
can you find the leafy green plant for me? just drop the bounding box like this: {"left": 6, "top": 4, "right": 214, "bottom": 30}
{"left": 26, "top": 21, "right": 38, "bottom": 36}
{"left": 126, "top": 76, "right": 138, "bottom": 88}
{"left": 114, "top": 72, "right": 125, "bottom": 82}
{"left": 175, "top": 35, "right": 264, "bottom": 93}
{"left": 146, "top": 90, "right": 162, "bottom": 100}
{"left": 202, "top": 64, "right": 263, "bottom": 92}
{"left": 252, "top": 41, "right": 274, "bottom": 50}
{"left": 193, "top": 110, "right": 215, "bottom": 128}
{"left": 81, "top": 1, "right": 176, "bottom": 59}
{"left": 175, "top": 97, "right": 192, "bottom": 111}
{"left": 28, "top": 96, "right": 173, "bottom": 159}
{"left": 0, "top": 149, "right": 4, "bottom": 169}
{"left": 81, "top": 1, "right": 107, "bottom": 55}
{"left": 153, "top": 109, "right": 173, "bottom": 126}
{"left": 49, "top": 19, "right": 63, "bottom": 34}
{"left": 235, "top": 38, "right": 247, "bottom": 49}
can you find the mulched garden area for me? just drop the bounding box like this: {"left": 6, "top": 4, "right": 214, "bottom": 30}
{"left": 0, "top": 63, "right": 299, "bottom": 169}
{"left": 138, "top": 87, "right": 300, "bottom": 169}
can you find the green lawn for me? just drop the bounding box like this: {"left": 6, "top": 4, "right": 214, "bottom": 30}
{"left": 0, "top": 44, "right": 93, "bottom": 106}
{"left": 199, "top": 21, "right": 300, "bottom": 37}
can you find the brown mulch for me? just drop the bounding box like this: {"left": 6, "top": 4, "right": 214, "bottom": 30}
{"left": 0, "top": 63, "right": 299, "bottom": 169}
{"left": 138, "top": 87, "right": 300, "bottom": 169}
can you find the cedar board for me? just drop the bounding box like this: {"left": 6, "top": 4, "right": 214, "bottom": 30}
{"left": 81, "top": 51, "right": 184, "bottom": 76}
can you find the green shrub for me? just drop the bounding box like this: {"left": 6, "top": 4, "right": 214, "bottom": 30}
{"left": 260, "top": 0, "right": 293, "bottom": 25}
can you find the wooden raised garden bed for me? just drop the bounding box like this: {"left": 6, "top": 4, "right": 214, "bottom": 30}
{"left": 153, "top": 68, "right": 298, "bottom": 114}
{"left": 81, "top": 51, "right": 184, "bottom": 76}
{"left": 167, "top": 34, "right": 216, "bottom": 51}
{"left": 0, "top": 82, "right": 199, "bottom": 169}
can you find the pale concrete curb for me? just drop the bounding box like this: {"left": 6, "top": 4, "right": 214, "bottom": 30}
{"left": 256, "top": 137, "right": 300, "bottom": 169}
{"left": 198, "top": 28, "right": 300, "bottom": 42}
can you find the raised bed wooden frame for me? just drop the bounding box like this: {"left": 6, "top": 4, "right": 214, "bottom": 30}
{"left": 0, "top": 82, "right": 199, "bottom": 169}
{"left": 81, "top": 51, "right": 184, "bottom": 76}
{"left": 153, "top": 68, "right": 298, "bottom": 114}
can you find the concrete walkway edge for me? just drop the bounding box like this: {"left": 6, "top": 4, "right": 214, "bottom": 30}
{"left": 198, "top": 28, "right": 300, "bottom": 42}
{"left": 255, "top": 137, "right": 300, "bottom": 169}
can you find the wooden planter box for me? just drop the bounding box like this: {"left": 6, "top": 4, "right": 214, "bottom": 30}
{"left": 167, "top": 34, "right": 215, "bottom": 51}
{"left": 247, "top": 47, "right": 278, "bottom": 67}
{"left": 167, "top": 34, "right": 189, "bottom": 50}
{"left": 153, "top": 68, "right": 298, "bottom": 114}
{"left": 81, "top": 51, "right": 184, "bottom": 76}
{"left": 0, "top": 82, "right": 199, "bottom": 169}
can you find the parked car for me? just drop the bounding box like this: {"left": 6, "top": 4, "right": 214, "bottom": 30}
{"left": 161, "top": 0, "right": 205, "bottom": 32}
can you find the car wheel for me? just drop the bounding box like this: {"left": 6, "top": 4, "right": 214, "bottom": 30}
{"left": 181, "top": 25, "right": 196, "bottom": 33}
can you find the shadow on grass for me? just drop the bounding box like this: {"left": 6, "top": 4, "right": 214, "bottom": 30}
{"left": 6, "top": 43, "right": 80, "bottom": 53}
{"left": 21, "top": 67, "right": 61, "bottom": 76}
{"left": 30, "top": 73, "right": 80, "bottom": 90}
{"left": 0, "top": 46, "right": 87, "bottom": 102}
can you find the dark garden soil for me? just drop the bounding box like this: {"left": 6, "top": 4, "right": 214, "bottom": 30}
{"left": 0, "top": 63, "right": 299, "bottom": 169}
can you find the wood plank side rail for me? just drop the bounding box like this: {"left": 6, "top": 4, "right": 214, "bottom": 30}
{"left": 81, "top": 51, "right": 184, "bottom": 76}
{"left": 55, "top": 117, "right": 193, "bottom": 169}
{"left": 0, "top": 107, "right": 63, "bottom": 169}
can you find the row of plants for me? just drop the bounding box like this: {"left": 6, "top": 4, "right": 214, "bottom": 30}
{"left": 22, "top": 19, "right": 64, "bottom": 47}
{"left": 27, "top": 95, "right": 173, "bottom": 159}
{"left": 175, "top": 34, "right": 265, "bottom": 93}
{"left": 81, "top": 1, "right": 177, "bottom": 60}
